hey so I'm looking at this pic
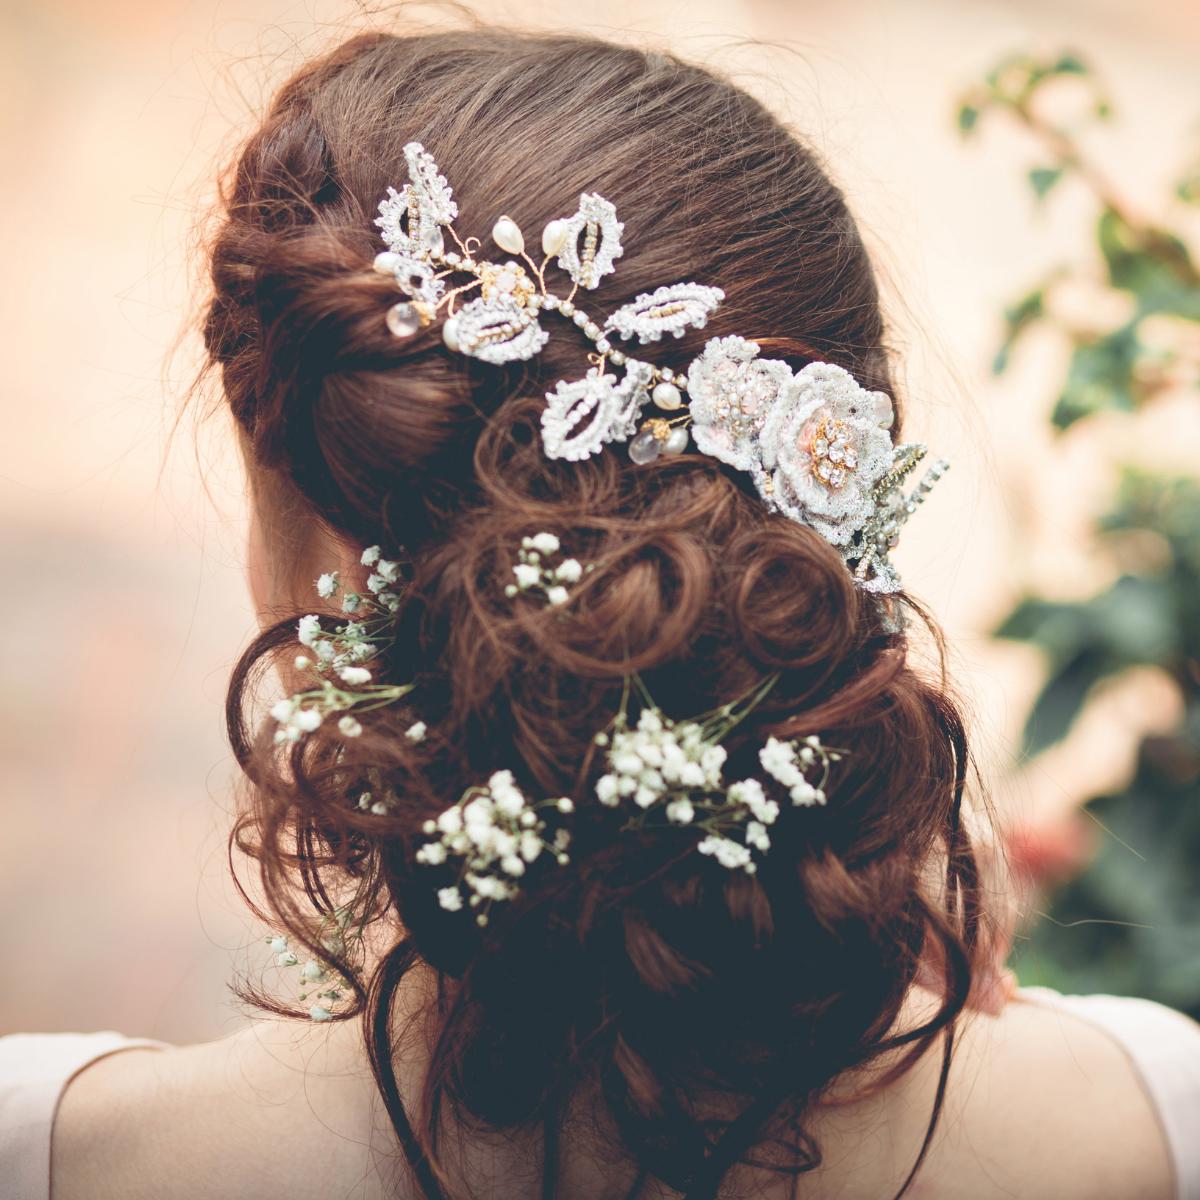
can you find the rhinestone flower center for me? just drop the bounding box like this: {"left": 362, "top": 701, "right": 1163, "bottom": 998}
{"left": 478, "top": 260, "right": 538, "bottom": 309}
{"left": 808, "top": 417, "right": 858, "bottom": 489}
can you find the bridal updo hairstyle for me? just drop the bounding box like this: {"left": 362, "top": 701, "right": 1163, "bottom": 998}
{"left": 206, "top": 27, "right": 984, "bottom": 1200}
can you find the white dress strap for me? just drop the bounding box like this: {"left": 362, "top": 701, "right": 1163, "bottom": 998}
{"left": 1019, "top": 988, "right": 1200, "bottom": 1200}
{"left": 0, "top": 1031, "right": 165, "bottom": 1200}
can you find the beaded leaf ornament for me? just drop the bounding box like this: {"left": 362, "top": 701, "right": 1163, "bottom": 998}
{"left": 372, "top": 143, "right": 948, "bottom": 593}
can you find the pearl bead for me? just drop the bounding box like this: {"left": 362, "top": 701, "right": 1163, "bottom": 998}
{"left": 652, "top": 382, "right": 682, "bottom": 411}
{"left": 628, "top": 429, "right": 662, "bottom": 464}
{"left": 373, "top": 251, "right": 402, "bottom": 275}
{"left": 386, "top": 302, "right": 421, "bottom": 338}
{"left": 874, "top": 393, "right": 895, "bottom": 429}
{"left": 442, "top": 315, "right": 461, "bottom": 352}
{"left": 541, "top": 218, "right": 569, "bottom": 257}
{"left": 492, "top": 215, "right": 524, "bottom": 255}
{"left": 663, "top": 427, "right": 690, "bottom": 455}
{"left": 560, "top": 300, "right": 575, "bottom": 317}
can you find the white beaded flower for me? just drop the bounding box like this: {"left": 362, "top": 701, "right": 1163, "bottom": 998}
{"left": 756, "top": 363, "right": 896, "bottom": 547}
{"left": 687, "top": 336, "right": 792, "bottom": 472}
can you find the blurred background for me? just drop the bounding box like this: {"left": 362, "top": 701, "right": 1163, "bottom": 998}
{"left": 1, "top": 0, "right": 1197, "bottom": 1042}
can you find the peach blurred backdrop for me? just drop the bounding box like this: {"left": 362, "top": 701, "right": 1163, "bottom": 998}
{"left": 1, "top": 0, "right": 1197, "bottom": 1042}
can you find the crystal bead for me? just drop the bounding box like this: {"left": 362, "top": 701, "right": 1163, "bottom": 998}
{"left": 492, "top": 215, "right": 525, "bottom": 255}
{"left": 386, "top": 302, "right": 422, "bottom": 338}
{"left": 628, "top": 429, "right": 662, "bottom": 464}
{"left": 652, "top": 382, "right": 683, "bottom": 411}
{"left": 874, "top": 393, "right": 895, "bottom": 429}
{"left": 596, "top": 337, "right": 611, "bottom": 353}
{"left": 573, "top": 310, "right": 588, "bottom": 328}
{"left": 663, "top": 427, "right": 690, "bottom": 455}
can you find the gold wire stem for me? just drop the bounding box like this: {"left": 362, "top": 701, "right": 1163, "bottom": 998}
{"left": 447, "top": 224, "right": 471, "bottom": 257}
{"left": 439, "top": 278, "right": 482, "bottom": 316}
{"left": 519, "top": 249, "right": 547, "bottom": 295}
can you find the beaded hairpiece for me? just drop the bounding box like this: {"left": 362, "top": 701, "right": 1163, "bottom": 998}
{"left": 371, "top": 143, "right": 948, "bottom": 593}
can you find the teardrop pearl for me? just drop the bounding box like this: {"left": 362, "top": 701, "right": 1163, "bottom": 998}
{"left": 873, "top": 393, "right": 895, "bottom": 429}
{"left": 628, "top": 429, "right": 662, "bottom": 465}
{"left": 492, "top": 216, "right": 525, "bottom": 255}
{"left": 386, "top": 302, "right": 421, "bottom": 338}
{"left": 373, "top": 251, "right": 402, "bottom": 275}
{"left": 541, "top": 218, "right": 569, "bottom": 257}
{"left": 652, "top": 382, "right": 683, "bottom": 411}
{"left": 442, "top": 315, "right": 461, "bottom": 353}
{"left": 663, "top": 427, "right": 690, "bottom": 455}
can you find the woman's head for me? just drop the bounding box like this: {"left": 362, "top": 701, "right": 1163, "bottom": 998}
{"left": 206, "top": 26, "right": 982, "bottom": 1198}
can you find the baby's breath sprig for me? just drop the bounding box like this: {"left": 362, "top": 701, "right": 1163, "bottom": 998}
{"left": 592, "top": 675, "right": 844, "bottom": 874}
{"left": 264, "top": 900, "right": 369, "bottom": 1022}
{"left": 415, "top": 770, "right": 573, "bottom": 927}
{"left": 272, "top": 546, "right": 419, "bottom": 745}
{"left": 504, "top": 532, "right": 592, "bottom": 606}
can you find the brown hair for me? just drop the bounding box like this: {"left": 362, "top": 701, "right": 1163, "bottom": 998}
{"left": 206, "top": 25, "right": 983, "bottom": 1199}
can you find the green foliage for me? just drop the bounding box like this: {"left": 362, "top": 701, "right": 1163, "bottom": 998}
{"left": 1015, "top": 723, "right": 1200, "bottom": 1018}
{"left": 961, "top": 53, "right": 1200, "bottom": 1013}
{"left": 1028, "top": 165, "right": 1064, "bottom": 201}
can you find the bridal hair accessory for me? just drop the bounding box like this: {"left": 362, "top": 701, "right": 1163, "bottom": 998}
{"left": 271, "top": 546, "right": 415, "bottom": 744}
{"left": 505, "top": 531, "right": 592, "bottom": 606}
{"left": 269, "top": 546, "right": 845, "bottom": 929}
{"left": 372, "top": 143, "right": 949, "bottom": 592}
{"left": 415, "top": 674, "right": 844, "bottom": 926}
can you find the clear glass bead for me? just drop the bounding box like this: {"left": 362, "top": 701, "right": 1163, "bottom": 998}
{"left": 386, "top": 302, "right": 421, "bottom": 338}
{"left": 628, "top": 430, "right": 662, "bottom": 464}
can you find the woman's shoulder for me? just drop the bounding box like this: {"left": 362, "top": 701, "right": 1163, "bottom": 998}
{"left": 940, "top": 987, "right": 1200, "bottom": 1200}
{"left": 20, "top": 988, "right": 1200, "bottom": 1200}
{"left": 44, "top": 1019, "right": 402, "bottom": 1200}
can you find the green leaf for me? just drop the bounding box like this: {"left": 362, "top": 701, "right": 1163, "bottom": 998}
{"left": 1022, "top": 647, "right": 1111, "bottom": 756}
{"left": 993, "top": 287, "right": 1046, "bottom": 375}
{"left": 998, "top": 576, "right": 1178, "bottom": 756}
{"left": 1052, "top": 52, "right": 1088, "bottom": 75}
{"left": 1029, "top": 165, "right": 1065, "bottom": 201}
{"left": 957, "top": 103, "right": 979, "bottom": 135}
{"left": 1051, "top": 325, "right": 1140, "bottom": 429}
{"left": 1096, "top": 209, "right": 1200, "bottom": 318}
{"left": 995, "top": 596, "right": 1085, "bottom": 656}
